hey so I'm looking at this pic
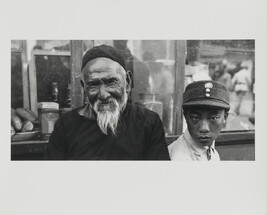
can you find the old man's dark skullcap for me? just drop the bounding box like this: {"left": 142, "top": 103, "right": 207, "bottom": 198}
{"left": 81, "top": 44, "right": 127, "bottom": 71}
{"left": 183, "top": 80, "right": 230, "bottom": 110}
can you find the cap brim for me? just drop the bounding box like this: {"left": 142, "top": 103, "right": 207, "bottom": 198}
{"left": 183, "top": 100, "right": 230, "bottom": 110}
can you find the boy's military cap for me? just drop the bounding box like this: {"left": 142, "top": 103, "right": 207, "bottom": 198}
{"left": 183, "top": 80, "right": 230, "bottom": 110}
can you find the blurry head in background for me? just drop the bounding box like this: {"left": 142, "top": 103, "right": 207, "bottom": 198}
{"left": 113, "top": 40, "right": 128, "bottom": 50}
{"left": 240, "top": 61, "right": 249, "bottom": 70}
{"left": 143, "top": 51, "right": 157, "bottom": 62}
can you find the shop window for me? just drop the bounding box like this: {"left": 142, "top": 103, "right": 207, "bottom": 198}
{"left": 35, "top": 55, "right": 71, "bottom": 108}
{"left": 31, "top": 40, "right": 72, "bottom": 109}
{"left": 28, "top": 40, "right": 72, "bottom": 114}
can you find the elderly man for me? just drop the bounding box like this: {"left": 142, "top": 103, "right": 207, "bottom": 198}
{"left": 168, "top": 80, "right": 230, "bottom": 161}
{"left": 45, "top": 45, "right": 170, "bottom": 160}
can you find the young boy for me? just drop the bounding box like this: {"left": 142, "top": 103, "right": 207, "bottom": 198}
{"left": 168, "top": 80, "right": 230, "bottom": 161}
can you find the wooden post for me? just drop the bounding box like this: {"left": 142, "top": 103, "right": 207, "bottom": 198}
{"left": 70, "top": 40, "right": 84, "bottom": 109}
{"left": 173, "top": 40, "right": 186, "bottom": 135}
{"left": 28, "top": 51, "right": 38, "bottom": 115}
{"left": 21, "top": 40, "right": 30, "bottom": 109}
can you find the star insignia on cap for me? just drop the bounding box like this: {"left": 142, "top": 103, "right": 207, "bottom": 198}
{"left": 204, "top": 82, "right": 213, "bottom": 89}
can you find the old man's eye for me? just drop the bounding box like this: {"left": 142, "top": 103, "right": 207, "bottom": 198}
{"left": 87, "top": 83, "right": 98, "bottom": 90}
{"left": 110, "top": 78, "right": 118, "bottom": 83}
{"left": 106, "top": 78, "right": 118, "bottom": 86}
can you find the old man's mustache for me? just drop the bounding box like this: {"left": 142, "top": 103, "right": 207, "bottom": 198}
{"left": 93, "top": 90, "right": 128, "bottom": 135}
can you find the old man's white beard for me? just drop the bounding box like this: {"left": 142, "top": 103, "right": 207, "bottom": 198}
{"left": 93, "top": 90, "right": 128, "bottom": 136}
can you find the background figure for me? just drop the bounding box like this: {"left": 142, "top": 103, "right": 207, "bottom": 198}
{"left": 192, "top": 62, "right": 211, "bottom": 81}
{"left": 143, "top": 51, "right": 175, "bottom": 134}
{"left": 113, "top": 40, "right": 151, "bottom": 103}
{"left": 231, "top": 63, "right": 252, "bottom": 115}
{"left": 208, "top": 63, "right": 218, "bottom": 80}
{"left": 216, "top": 63, "right": 232, "bottom": 91}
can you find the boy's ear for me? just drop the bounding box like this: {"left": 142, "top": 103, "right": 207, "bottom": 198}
{"left": 224, "top": 111, "right": 229, "bottom": 120}
{"left": 223, "top": 111, "right": 229, "bottom": 125}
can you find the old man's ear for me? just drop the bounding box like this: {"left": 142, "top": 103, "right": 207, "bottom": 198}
{"left": 126, "top": 70, "right": 132, "bottom": 93}
{"left": 80, "top": 79, "right": 84, "bottom": 88}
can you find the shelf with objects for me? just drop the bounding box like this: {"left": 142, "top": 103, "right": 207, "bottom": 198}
{"left": 11, "top": 40, "right": 74, "bottom": 160}
{"left": 11, "top": 40, "right": 255, "bottom": 160}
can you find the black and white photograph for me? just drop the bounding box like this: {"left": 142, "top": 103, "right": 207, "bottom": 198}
{"left": 1, "top": 0, "right": 267, "bottom": 215}
{"left": 11, "top": 40, "right": 255, "bottom": 161}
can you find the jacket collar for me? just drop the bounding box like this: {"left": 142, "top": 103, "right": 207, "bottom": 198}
{"left": 78, "top": 103, "right": 96, "bottom": 119}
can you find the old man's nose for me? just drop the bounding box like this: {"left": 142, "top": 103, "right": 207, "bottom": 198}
{"left": 98, "top": 85, "right": 110, "bottom": 100}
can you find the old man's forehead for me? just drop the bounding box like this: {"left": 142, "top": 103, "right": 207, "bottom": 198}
{"left": 87, "top": 70, "right": 121, "bottom": 81}
{"left": 83, "top": 57, "right": 125, "bottom": 74}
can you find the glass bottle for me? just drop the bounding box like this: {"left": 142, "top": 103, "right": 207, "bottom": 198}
{"left": 51, "top": 82, "right": 59, "bottom": 103}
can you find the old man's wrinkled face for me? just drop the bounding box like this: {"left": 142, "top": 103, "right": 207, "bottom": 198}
{"left": 184, "top": 107, "right": 227, "bottom": 147}
{"left": 82, "top": 57, "right": 128, "bottom": 135}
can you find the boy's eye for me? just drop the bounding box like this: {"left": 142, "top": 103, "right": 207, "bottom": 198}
{"left": 190, "top": 115, "right": 199, "bottom": 120}
{"left": 210, "top": 116, "right": 218, "bottom": 121}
